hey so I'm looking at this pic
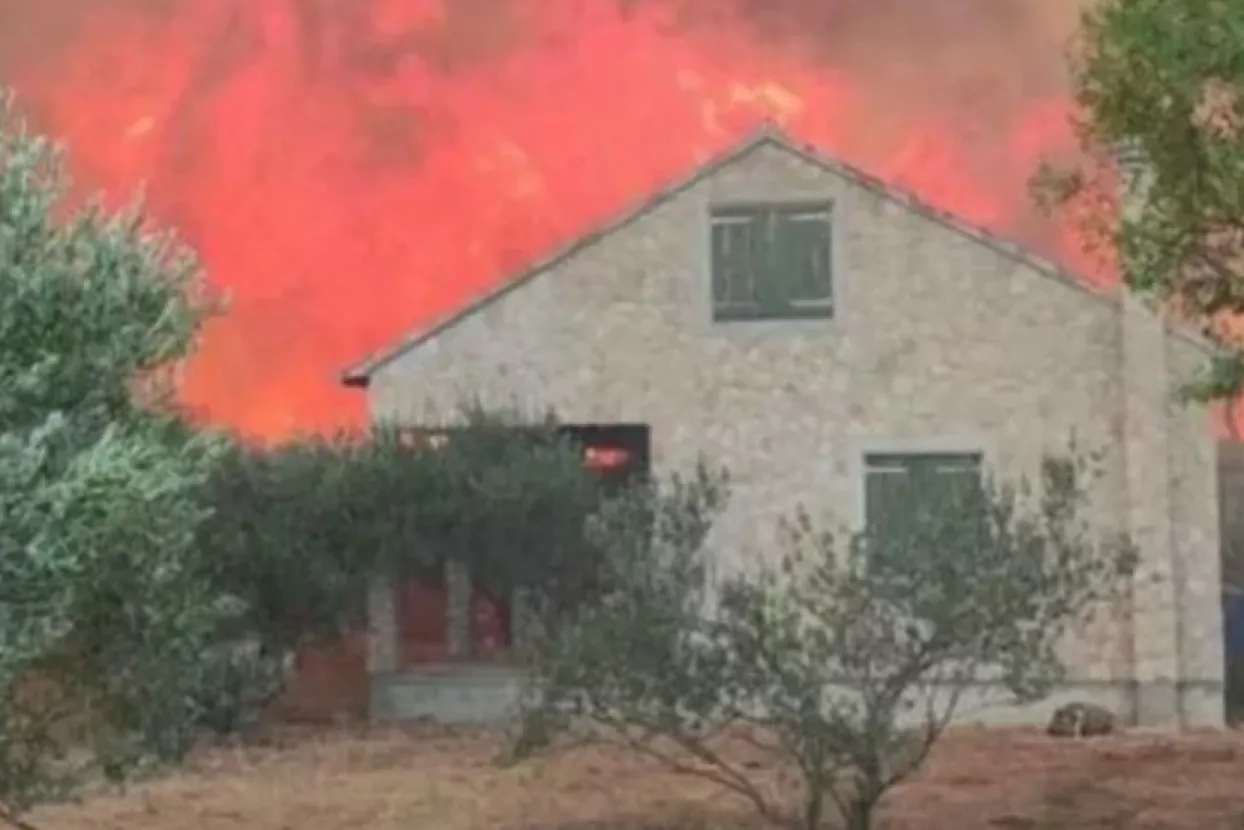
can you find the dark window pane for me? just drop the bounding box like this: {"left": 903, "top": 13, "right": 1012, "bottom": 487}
{"left": 710, "top": 202, "right": 834, "bottom": 320}
{"left": 865, "top": 466, "right": 911, "bottom": 535}
{"left": 863, "top": 452, "right": 984, "bottom": 551}
{"left": 752, "top": 211, "right": 780, "bottom": 309}
{"left": 710, "top": 212, "right": 763, "bottom": 310}
{"left": 775, "top": 208, "right": 832, "bottom": 305}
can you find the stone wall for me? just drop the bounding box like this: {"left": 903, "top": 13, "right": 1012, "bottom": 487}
{"left": 359, "top": 137, "right": 1224, "bottom": 728}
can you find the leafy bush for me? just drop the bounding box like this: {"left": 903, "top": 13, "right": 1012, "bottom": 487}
{"left": 192, "top": 403, "right": 614, "bottom": 679}
{"left": 510, "top": 452, "right": 1136, "bottom": 830}
{"left": 0, "top": 89, "right": 234, "bottom": 819}
{"left": 190, "top": 638, "right": 293, "bottom": 737}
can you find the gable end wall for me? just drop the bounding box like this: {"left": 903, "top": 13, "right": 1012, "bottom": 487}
{"left": 365, "top": 142, "right": 1223, "bottom": 727}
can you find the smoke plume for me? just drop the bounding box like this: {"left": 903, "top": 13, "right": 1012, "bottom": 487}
{"left": 0, "top": 0, "right": 1090, "bottom": 439}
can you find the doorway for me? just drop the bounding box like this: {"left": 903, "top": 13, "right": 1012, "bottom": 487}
{"left": 395, "top": 421, "right": 652, "bottom": 666}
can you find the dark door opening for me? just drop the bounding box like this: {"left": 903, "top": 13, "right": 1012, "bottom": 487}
{"left": 558, "top": 423, "right": 652, "bottom": 488}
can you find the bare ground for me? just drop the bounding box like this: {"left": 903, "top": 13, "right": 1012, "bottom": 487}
{"left": 24, "top": 724, "right": 1244, "bottom": 830}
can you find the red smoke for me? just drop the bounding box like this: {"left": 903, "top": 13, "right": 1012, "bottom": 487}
{"left": 0, "top": 0, "right": 1092, "bottom": 441}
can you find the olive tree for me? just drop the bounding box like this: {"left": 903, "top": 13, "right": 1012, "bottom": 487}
{"left": 190, "top": 404, "right": 611, "bottom": 731}
{"left": 196, "top": 404, "right": 609, "bottom": 652}
{"left": 1038, "top": 0, "right": 1244, "bottom": 404}
{"left": 1036, "top": 0, "right": 1243, "bottom": 600}
{"left": 0, "top": 90, "right": 232, "bottom": 826}
{"left": 1035, "top": 0, "right": 1244, "bottom": 710}
{"left": 508, "top": 452, "right": 1136, "bottom": 830}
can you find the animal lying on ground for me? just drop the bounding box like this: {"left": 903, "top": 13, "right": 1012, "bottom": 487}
{"left": 1046, "top": 702, "right": 1117, "bottom": 737}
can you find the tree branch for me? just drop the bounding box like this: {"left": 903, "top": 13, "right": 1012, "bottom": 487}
{"left": 597, "top": 716, "right": 791, "bottom": 828}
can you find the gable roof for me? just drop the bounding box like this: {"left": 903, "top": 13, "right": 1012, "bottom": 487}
{"left": 340, "top": 125, "right": 1194, "bottom": 388}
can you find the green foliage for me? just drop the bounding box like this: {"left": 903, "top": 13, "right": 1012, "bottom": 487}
{"left": 504, "top": 461, "right": 730, "bottom": 762}
{"left": 0, "top": 90, "right": 232, "bottom": 816}
{"left": 0, "top": 97, "right": 214, "bottom": 433}
{"left": 418, "top": 405, "right": 610, "bottom": 612}
{"left": 193, "top": 402, "right": 611, "bottom": 667}
{"left": 193, "top": 432, "right": 395, "bottom": 656}
{"left": 190, "top": 640, "right": 292, "bottom": 737}
{"left": 1040, "top": 0, "right": 1244, "bottom": 400}
{"left": 509, "top": 452, "right": 1135, "bottom": 830}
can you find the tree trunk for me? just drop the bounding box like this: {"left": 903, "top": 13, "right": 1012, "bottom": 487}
{"left": 844, "top": 797, "right": 877, "bottom": 830}
{"left": 802, "top": 788, "right": 824, "bottom": 830}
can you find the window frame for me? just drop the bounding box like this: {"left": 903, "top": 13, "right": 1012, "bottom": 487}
{"left": 708, "top": 199, "right": 835, "bottom": 322}
{"left": 861, "top": 450, "right": 985, "bottom": 544}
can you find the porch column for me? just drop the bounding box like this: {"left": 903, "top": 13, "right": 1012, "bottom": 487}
{"left": 366, "top": 572, "right": 399, "bottom": 674}
{"left": 446, "top": 560, "right": 472, "bottom": 657}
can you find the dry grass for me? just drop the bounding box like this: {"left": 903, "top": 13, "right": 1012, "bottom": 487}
{"left": 23, "top": 724, "right": 1244, "bottom": 830}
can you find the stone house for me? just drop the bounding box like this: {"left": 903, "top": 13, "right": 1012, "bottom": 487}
{"left": 340, "top": 127, "right": 1226, "bottom": 729}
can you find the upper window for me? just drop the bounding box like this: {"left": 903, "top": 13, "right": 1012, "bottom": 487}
{"left": 709, "top": 201, "right": 834, "bottom": 321}
{"left": 863, "top": 452, "right": 984, "bottom": 548}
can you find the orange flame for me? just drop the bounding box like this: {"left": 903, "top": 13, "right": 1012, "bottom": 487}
{"left": 0, "top": 0, "right": 1095, "bottom": 442}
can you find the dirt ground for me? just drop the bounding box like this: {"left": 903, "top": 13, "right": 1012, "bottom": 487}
{"left": 25, "top": 724, "right": 1244, "bottom": 830}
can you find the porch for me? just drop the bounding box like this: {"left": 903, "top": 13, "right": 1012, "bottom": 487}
{"left": 366, "top": 562, "right": 529, "bottom": 724}
{"left": 364, "top": 422, "right": 651, "bottom": 724}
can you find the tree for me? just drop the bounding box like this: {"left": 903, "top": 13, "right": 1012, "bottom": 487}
{"left": 194, "top": 432, "right": 394, "bottom": 659}
{"left": 0, "top": 90, "right": 231, "bottom": 825}
{"left": 1038, "top": 0, "right": 1244, "bottom": 403}
{"left": 189, "top": 403, "right": 613, "bottom": 730}
{"left": 507, "top": 453, "right": 1136, "bottom": 830}
{"left": 195, "top": 405, "right": 608, "bottom": 653}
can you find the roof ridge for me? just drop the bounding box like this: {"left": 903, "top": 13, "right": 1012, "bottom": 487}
{"left": 341, "top": 127, "right": 1209, "bottom": 386}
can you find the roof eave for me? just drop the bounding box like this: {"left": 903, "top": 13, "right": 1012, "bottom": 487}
{"left": 336, "top": 124, "right": 785, "bottom": 388}
{"left": 341, "top": 371, "right": 369, "bottom": 389}
{"left": 337, "top": 123, "right": 1123, "bottom": 388}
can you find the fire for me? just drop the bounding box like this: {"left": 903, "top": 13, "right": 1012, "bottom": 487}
{"left": 0, "top": 0, "right": 1093, "bottom": 442}
{"left": 584, "top": 446, "right": 631, "bottom": 471}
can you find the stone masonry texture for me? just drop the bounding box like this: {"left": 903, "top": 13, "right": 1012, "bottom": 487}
{"left": 360, "top": 137, "right": 1225, "bottom": 728}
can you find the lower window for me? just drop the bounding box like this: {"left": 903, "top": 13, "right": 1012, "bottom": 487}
{"left": 863, "top": 451, "right": 984, "bottom": 546}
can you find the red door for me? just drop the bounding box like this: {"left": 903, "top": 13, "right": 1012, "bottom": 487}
{"left": 470, "top": 584, "right": 513, "bottom": 658}
{"left": 398, "top": 566, "right": 450, "bottom": 665}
